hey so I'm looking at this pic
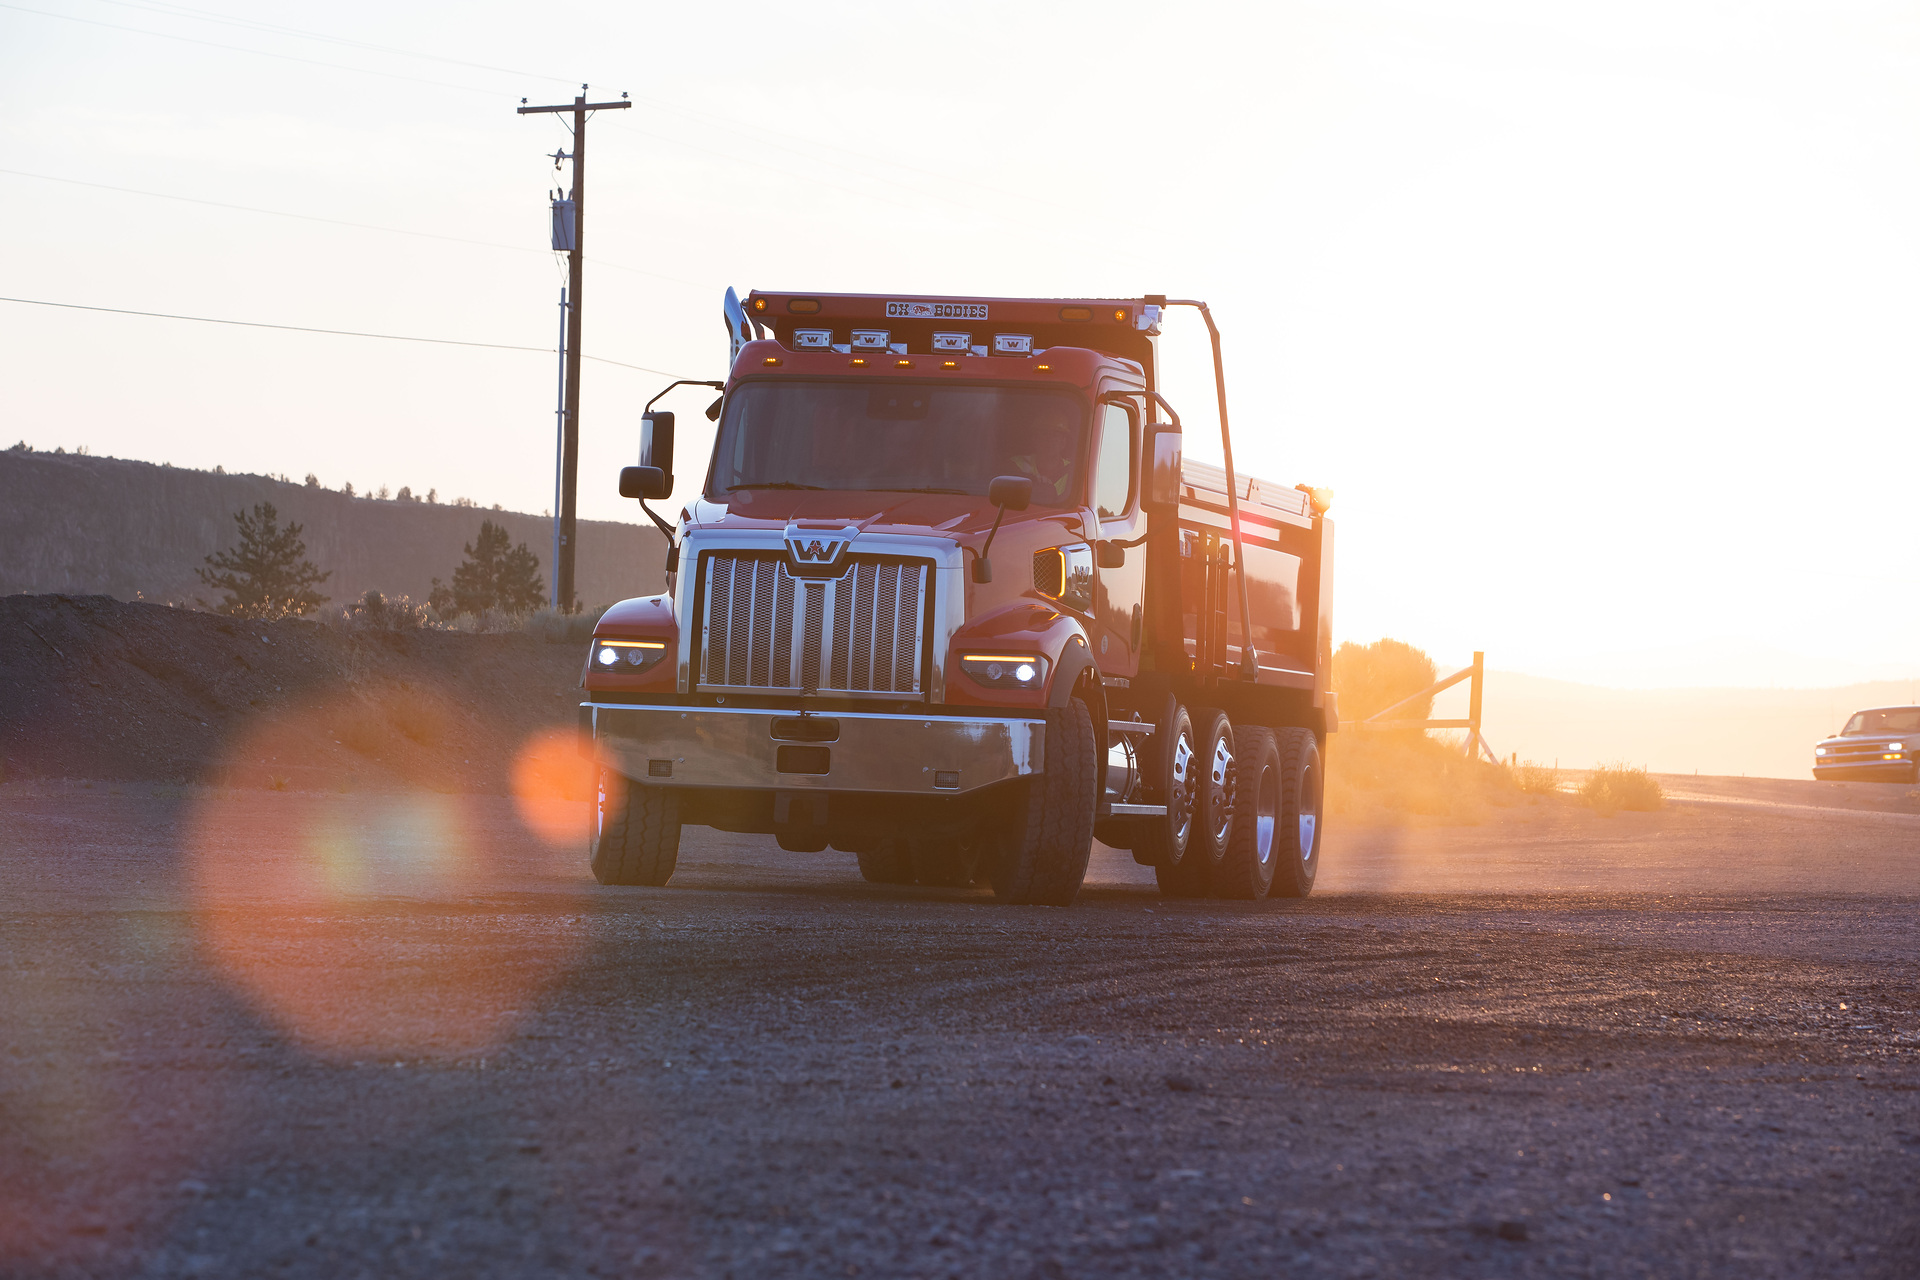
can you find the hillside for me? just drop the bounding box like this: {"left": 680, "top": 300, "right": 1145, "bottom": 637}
{"left": 0, "top": 447, "right": 667, "bottom": 610}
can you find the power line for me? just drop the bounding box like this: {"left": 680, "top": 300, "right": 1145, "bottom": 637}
{"left": 13, "top": 0, "right": 1064, "bottom": 220}
{"left": 0, "top": 168, "right": 710, "bottom": 288}
{"left": 0, "top": 295, "right": 687, "bottom": 376}
{"left": 0, "top": 2, "right": 500, "bottom": 95}
{"left": 91, "top": 0, "right": 579, "bottom": 86}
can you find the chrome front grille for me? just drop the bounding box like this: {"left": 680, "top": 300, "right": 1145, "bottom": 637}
{"left": 699, "top": 554, "right": 929, "bottom": 696}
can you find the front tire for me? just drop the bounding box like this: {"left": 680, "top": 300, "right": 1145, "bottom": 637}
{"left": 1268, "top": 728, "right": 1324, "bottom": 899}
{"left": 990, "top": 700, "right": 1098, "bottom": 906}
{"left": 590, "top": 772, "right": 681, "bottom": 886}
{"left": 856, "top": 843, "right": 915, "bottom": 884}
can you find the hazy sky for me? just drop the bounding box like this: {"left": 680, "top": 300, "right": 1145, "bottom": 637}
{"left": 3, "top": 0, "right": 1915, "bottom": 688}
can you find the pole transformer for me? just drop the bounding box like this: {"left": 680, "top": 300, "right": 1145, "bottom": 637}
{"left": 518, "top": 86, "right": 629, "bottom": 612}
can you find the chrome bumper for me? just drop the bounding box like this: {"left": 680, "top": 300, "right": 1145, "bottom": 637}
{"left": 585, "top": 703, "right": 1045, "bottom": 795}
{"left": 1813, "top": 755, "right": 1911, "bottom": 773}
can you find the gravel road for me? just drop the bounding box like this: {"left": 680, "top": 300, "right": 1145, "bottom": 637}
{"left": 3, "top": 778, "right": 1917, "bottom": 1279}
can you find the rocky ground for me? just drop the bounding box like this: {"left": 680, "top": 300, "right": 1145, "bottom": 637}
{"left": 4, "top": 593, "right": 1917, "bottom": 1278}
{"left": 3, "top": 773, "right": 1916, "bottom": 1279}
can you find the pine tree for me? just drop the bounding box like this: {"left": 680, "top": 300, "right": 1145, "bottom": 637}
{"left": 448, "top": 520, "right": 546, "bottom": 615}
{"left": 196, "top": 502, "right": 332, "bottom": 619}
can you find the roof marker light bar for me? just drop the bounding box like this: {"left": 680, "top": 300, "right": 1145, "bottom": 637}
{"left": 850, "top": 329, "right": 891, "bottom": 351}
{"left": 992, "top": 333, "right": 1033, "bottom": 356}
{"left": 932, "top": 332, "right": 971, "bottom": 352}
{"left": 792, "top": 328, "right": 833, "bottom": 350}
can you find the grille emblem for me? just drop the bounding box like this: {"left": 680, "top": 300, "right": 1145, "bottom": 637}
{"left": 783, "top": 524, "right": 858, "bottom": 577}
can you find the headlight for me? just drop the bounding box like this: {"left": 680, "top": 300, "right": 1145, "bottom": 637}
{"left": 1814, "top": 747, "right": 1828, "bottom": 756}
{"left": 960, "top": 653, "right": 1048, "bottom": 690}
{"left": 590, "top": 639, "right": 668, "bottom": 672}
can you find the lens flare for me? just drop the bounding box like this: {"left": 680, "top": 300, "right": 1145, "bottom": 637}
{"left": 187, "top": 700, "right": 586, "bottom": 1060}
{"left": 511, "top": 727, "right": 595, "bottom": 848}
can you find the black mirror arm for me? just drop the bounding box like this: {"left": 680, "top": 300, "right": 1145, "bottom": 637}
{"left": 637, "top": 497, "right": 676, "bottom": 546}
{"left": 972, "top": 504, "right": 1009, "bottom": 584}
{"left": 645, "top": 379, "right": 725, "bottom": 414}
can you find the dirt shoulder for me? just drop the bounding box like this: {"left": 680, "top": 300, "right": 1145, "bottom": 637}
{"left": 1, "top": 594, "right": 585, "bottom": 793}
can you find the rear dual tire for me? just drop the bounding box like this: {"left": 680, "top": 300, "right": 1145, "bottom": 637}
{"left": 1155, "top": 708, "right": 1234, "bottom": 899}
{"left": 856, "top": 833, "right": 986, "bottom": 887}
{"left": 1140, "top": 713, "right": 1323, "bottom": 902}
{"left": 1268, "top": 728, "right": 1323, "bottom": 899}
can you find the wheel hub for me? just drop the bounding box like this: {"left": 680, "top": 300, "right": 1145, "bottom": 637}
{"left": 1168, "top": 730, "right": 1196, "bottom": 849}
{"left": 1207, "top": 735, "right": 1235, "bottom": 844}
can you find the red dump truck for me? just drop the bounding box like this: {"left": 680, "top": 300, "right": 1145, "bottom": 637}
{"left": 580, "top": 292, "right": 1335, "bottom": 905}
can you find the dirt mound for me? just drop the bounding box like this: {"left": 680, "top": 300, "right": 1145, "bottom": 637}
{"left": 1, "top": 594, "right": 587, "bottom": 792}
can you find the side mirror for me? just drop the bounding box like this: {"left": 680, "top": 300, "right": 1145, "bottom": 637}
{"left": 619, "top": 466, "right": 669, "bottom": 500}
{"left": 704, "top": 395, "right": 724, "bottom": 422}
{"left": 1147, "top": 428, "right": 1182, "bottom": 507}
{"left": 987, "top": 474, "right": 1033, "bottom": 512}
{"left": 973, "top": 474, "right": 1036, "bottom": 583}
{"left": 641, "top": 411, "right": 675, "bottom": 491}
{"left": 1095, "top": 541, "right": 1126, "bottom": 570}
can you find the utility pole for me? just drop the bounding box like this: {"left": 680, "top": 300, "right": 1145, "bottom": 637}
{"left": 518, "top": 86, "right": 629, "bottom": 612}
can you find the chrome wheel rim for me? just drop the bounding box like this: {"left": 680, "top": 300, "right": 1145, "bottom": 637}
{"left": 1208, "top": 733, "right": 1236, "bottom": 845}
{"left": 1169, "top": 729, "right": 1196, "bottom": 850}
{"left": 1254, "top": 761, "right": 1278, "bottom": 868}
{"left": 1298, "top": 761, "right": 1320, "bottom": 865}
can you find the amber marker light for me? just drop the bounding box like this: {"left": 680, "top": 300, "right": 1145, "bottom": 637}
{"left": 788, "top": 298, "right": 821, "bottom": 314}
{"left": 849, "top": 358, "right": 866, "bottom": 367}
{"left": 1035, "top": 364, "right": 1051, "bottom": 372}
{"left": 941, "top": 360, "right": 958, "bottom": 368}
{"left": 763, "top": 356, "right": 781, "bottom": 366}
{"left": 1059, "top": 306, "right": 1092, "bottom": 321}
{"left": 896, "top": 359, "right": 913, "bottom": 367}
{"left": 751, "top": 296, "right": 767, "bottom": 312}
{"left": 1113, "top": 308, "right": 1127, "bottom": 322}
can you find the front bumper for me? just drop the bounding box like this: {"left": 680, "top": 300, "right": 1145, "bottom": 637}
{"left": 583, "top": 703, "right": 1045, "bottom": 795}
{"left": 1812, "top": 751, "right": 1912, "bottom": 780}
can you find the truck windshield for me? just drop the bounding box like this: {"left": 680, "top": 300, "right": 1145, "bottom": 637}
{"left": 1842, "top": 709, "right": 1920, "bottom": 734}
{"left": 708, "top": 380, "right": 1086, "bottom": 506}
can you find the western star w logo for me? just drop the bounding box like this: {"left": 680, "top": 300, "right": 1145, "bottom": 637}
{"left": 783, "top": 524, "right": 858, "bottom": 577}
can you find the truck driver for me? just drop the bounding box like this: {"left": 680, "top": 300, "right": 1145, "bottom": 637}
{"left": 1010, "top": 420, "right": 1076, "bottom": 505}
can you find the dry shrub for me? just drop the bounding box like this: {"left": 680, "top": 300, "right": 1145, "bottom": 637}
{"left": 1512, "top": 760, "right": 1561, "bottom": 795}
{"left": 524, "top": 604, "right": 611, "bottom": 645}
{"left": 1333, "top": 638, "right": 1437, "bottom": 721}
{"left": 1326, "top": 730, "right": 1516, "bottom": 825}
{"left": 330, "top": 590, "right": 433, "bottom": 632}
{"left": 385, "top": 686, "right": 449, "bottom": 747}
{"left": 1327, "top": 638, "right": 1513, "bottom": 823}
{"left": 1579, "top": 763, "right": 1664, "bottom": 815}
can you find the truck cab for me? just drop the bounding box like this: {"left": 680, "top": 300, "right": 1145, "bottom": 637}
{"left": 582, "top": 292, "right": 1335, "bottom": 906}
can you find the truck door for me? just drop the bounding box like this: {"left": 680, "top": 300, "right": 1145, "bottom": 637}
{"left": 1090, "top": 397, "right": 1146, "bottom": 676}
